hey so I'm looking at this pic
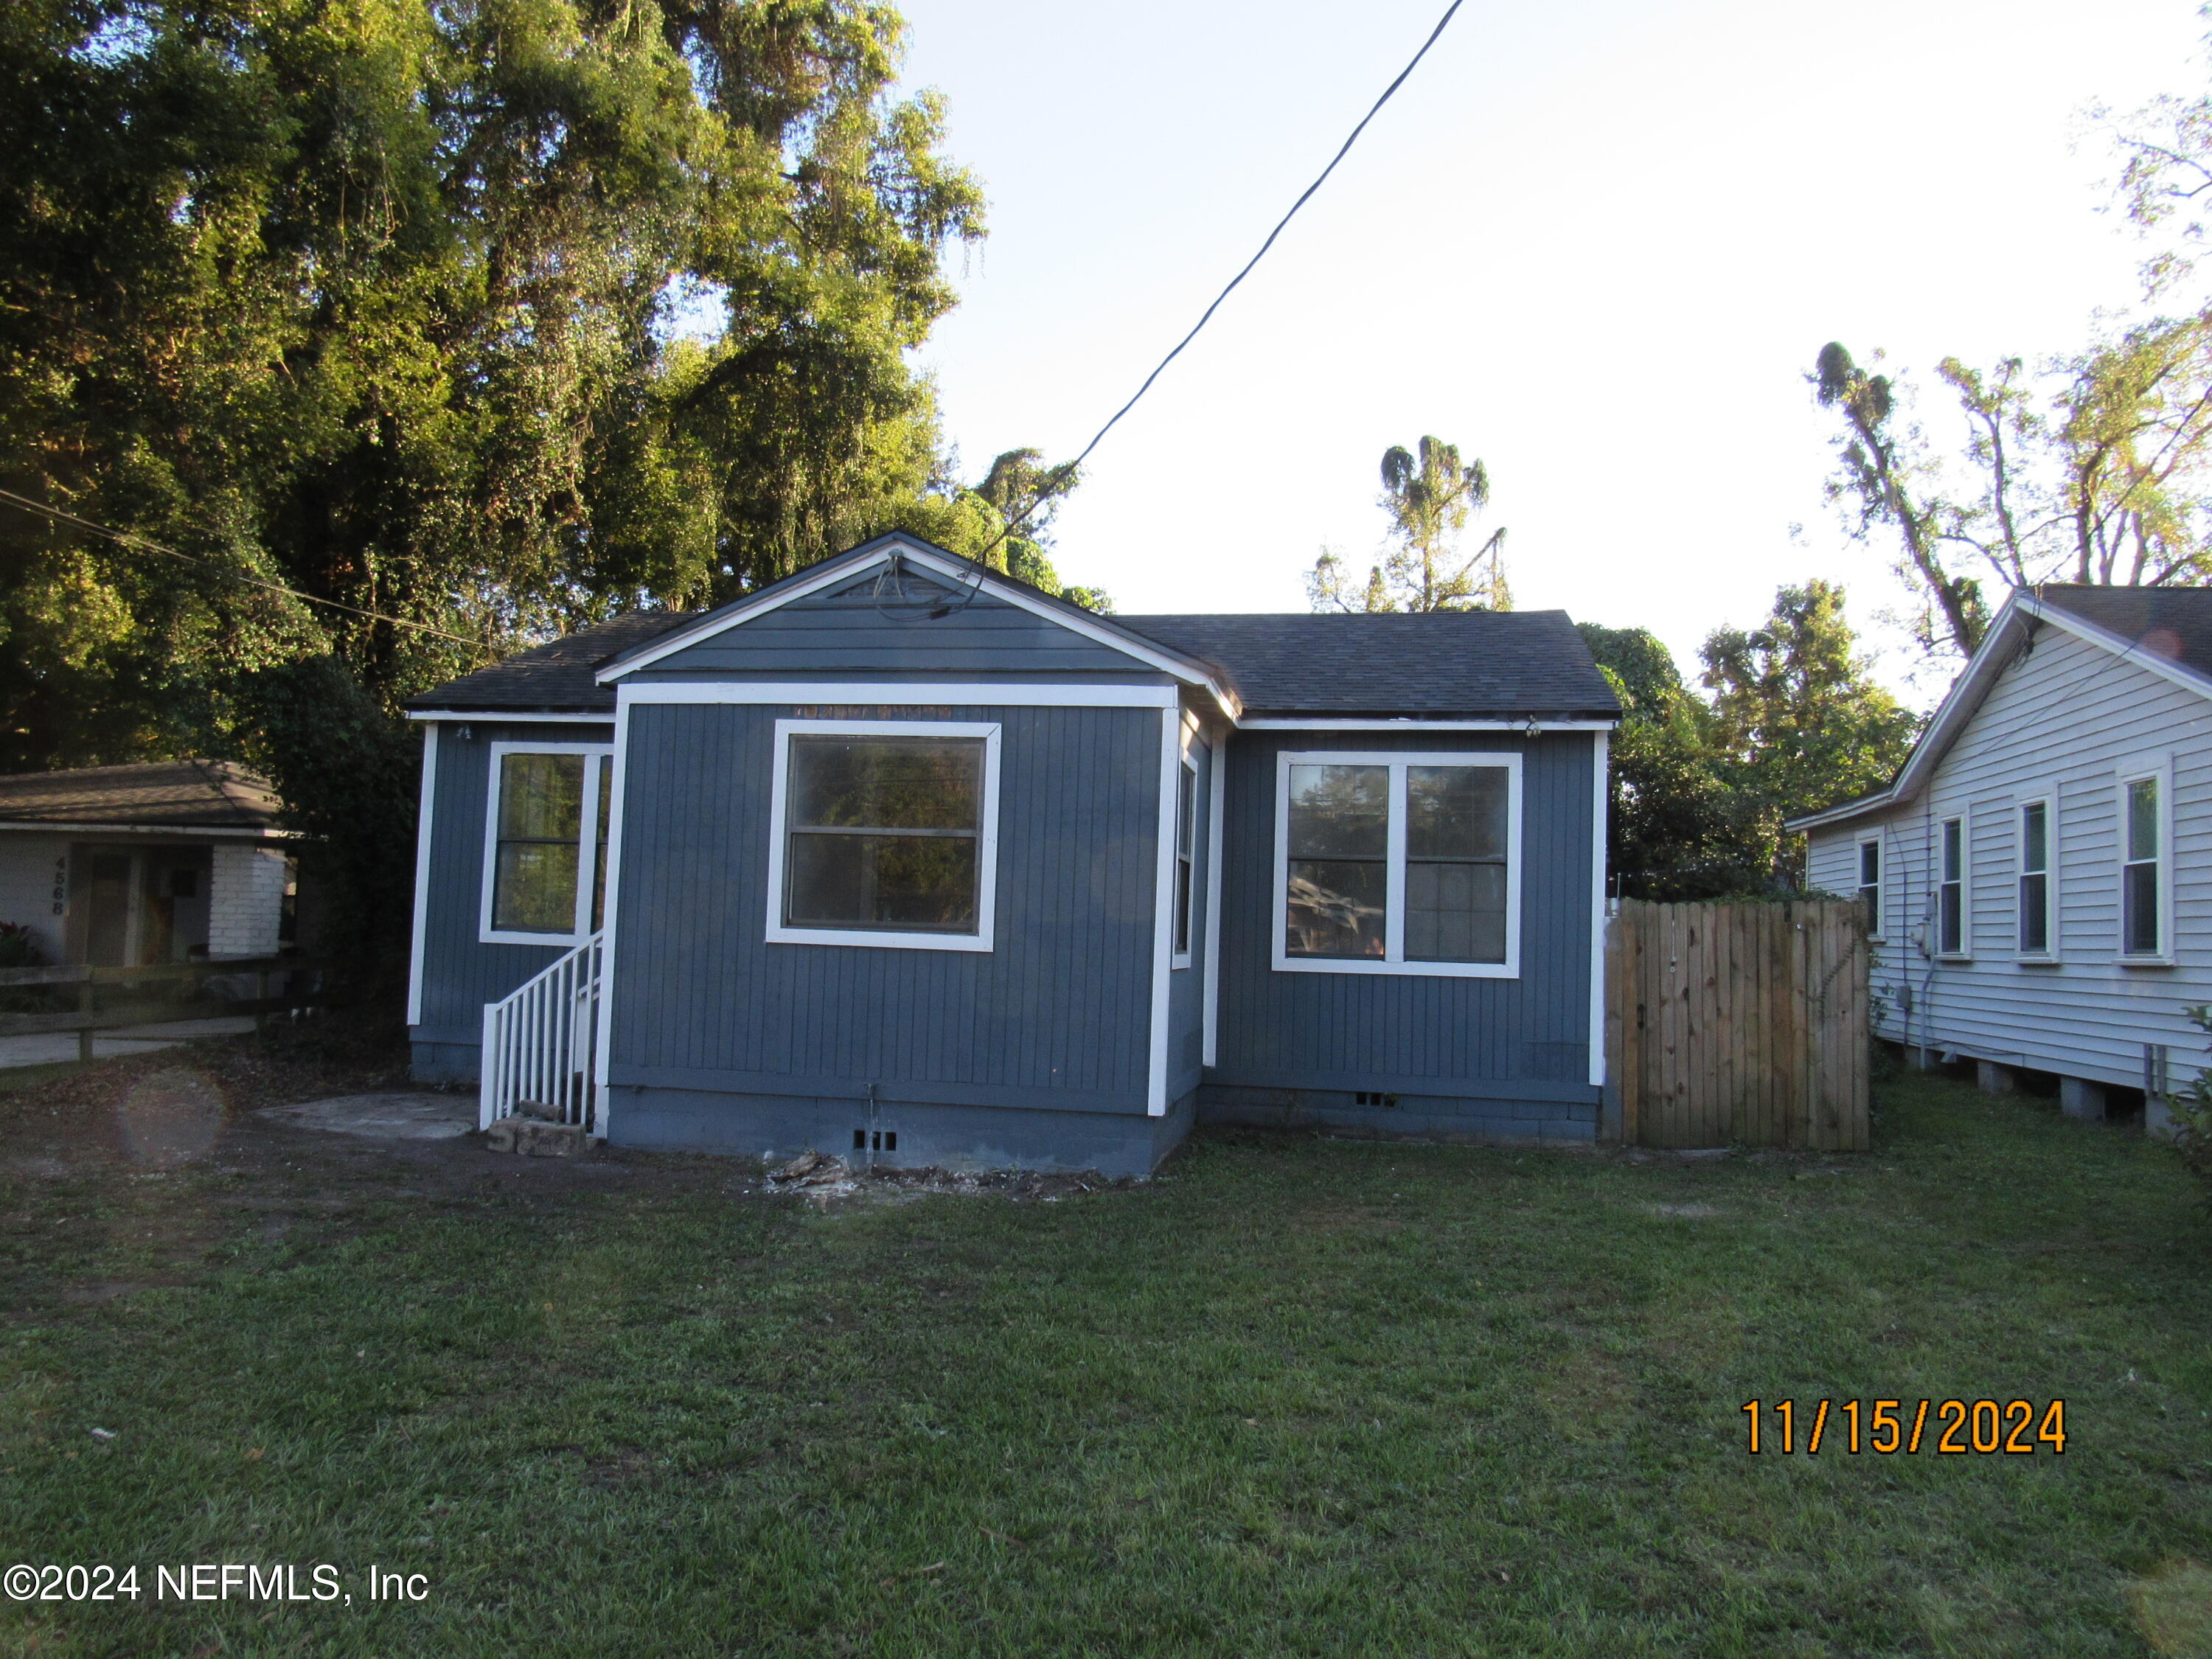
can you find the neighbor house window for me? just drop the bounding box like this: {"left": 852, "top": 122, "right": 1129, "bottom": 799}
{"left": 1937, "top": 816, "right": 1967, "bottom": 957}
{"left": 2017, "top": 799, "right": 2053, "bottom": 958}
{"left": 1273, "top": 751, "right": 1520, "bottom": 978}
{"left": 766, "top": 720, "right": 1001, "bottom": 951}
{"left": 1857, "top": 839, "right": 1882, "bottom": 939}
{"left": 1172, "top": 753, "right": 1197, "bottom": 962}
{"left": 481, "top": 743, "right": 614, "bottom": 944}
{"left": 2121, "top": 771, "right": 2165, "bottom": 959}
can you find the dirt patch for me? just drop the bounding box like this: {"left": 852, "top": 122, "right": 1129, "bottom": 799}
{"left": 764, "top": 1152, "right": 1133, "bottom": 1208}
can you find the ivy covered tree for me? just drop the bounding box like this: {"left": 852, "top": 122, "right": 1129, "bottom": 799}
{"left": 1310, "top": 435, "right": 1507, "bottom": 613}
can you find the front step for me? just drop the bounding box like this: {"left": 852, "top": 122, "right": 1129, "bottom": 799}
{"left": 484, "top": 1114, "right": 591, "bottom": 1158}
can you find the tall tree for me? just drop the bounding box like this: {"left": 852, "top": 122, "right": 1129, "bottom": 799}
{"left": 0, "top": 0, "right": 989, "bottom": 775}
{"left": 1309, "top": 435, "right": 1507, "bottom": 613}
{"left": 1699, "top": 580, "right": 1921, "bottom": 886}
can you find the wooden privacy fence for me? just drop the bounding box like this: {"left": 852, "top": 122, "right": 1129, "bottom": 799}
{"left": 0, "top": 956, "right": 344, "bottom": 1062}
{"left": 1606, "top": 900, "right": 1869, "bottom": 1151}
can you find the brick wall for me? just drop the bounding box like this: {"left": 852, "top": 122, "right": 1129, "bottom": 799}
{"left": 208, "top": 843, "right": 288, "bottom": 959}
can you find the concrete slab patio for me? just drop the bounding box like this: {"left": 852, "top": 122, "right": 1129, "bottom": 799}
{"left": 254, "top": 1093, "right": 476, "bottom": 1141}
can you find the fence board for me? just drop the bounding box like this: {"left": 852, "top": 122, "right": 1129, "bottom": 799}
{"left": 1606, "top": 900, "right": 1867, "bottom": 1150}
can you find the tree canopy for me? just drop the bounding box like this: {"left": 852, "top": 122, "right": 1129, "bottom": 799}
{"left": 0, "top": 0, "right": 1030, "bottom": 777}
{"left": 1309, "top": 435, "right": 1508, "bottom": 613}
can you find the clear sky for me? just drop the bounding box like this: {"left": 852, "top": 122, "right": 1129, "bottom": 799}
{"left": 889, "top": 0, "right": 2206, "bottom": 702}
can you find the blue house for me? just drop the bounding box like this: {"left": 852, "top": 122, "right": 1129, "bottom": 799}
{"left": 403, "top": 534, "right": 1620, "bottom": 1175}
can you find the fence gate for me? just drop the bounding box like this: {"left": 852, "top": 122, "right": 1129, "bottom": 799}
{"left": 1605, "top": 899, "right": 1869, "bottom": 1151}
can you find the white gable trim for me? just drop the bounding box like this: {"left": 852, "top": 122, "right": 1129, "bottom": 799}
{"left": 594, "top": 536, "right": 1242, "bottom": 719}
{"left": 1787, "top": 588, "right": 2212, "bottom": 835}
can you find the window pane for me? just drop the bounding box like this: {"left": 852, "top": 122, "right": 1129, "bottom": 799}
{"left": 790, "top": 737, "right": 981, "bottom": 831}
{"left": 1939, "top": 883, "right": 1961, "bottom": 954}
{"left": 591, "top": 760, "right": 612, "bottom": 932}
{"left": 1408, "top": 766, "right": 1507, "bottom": 860}
{"left": 2019, "top": 872, "right": 2048, "bottom": 953}
{"left": 1174, "top": 857, "right": 1193, "bottom": 954}
{"left": 1860, "top": 842, "right": 1879, "bottom": 885}
{"left": 2124, "top": 860, "right": 2160, "bottom": 955}
{"left": 787, "top": 833, "right": 978, "bottom": 930}
{"left": 1287, "top": 765, "right": 1388, "bottom": 858}
{"left": 495, "top": 841, "right": 579, "bottom": 933}
{"left": 1941, "top": 819, "right": 1962, "bottom": 882}
{"left": 1405, "top": 860, "right": 1508, "bottom": 963}
{"left": 500, "top": 753, "right": 584, "bottom": 841}
{"left": 1177, "top": 763, "right": 1195, "bottom": 855}
{"left": 1286, "top": 858, "right": 1386, "bottom": 958}
{"left": 2021, "top": 803, "right": 2046, "bottom": 874}
{"left": 2128, "top": 779, "right": 2159, "bottom": 861}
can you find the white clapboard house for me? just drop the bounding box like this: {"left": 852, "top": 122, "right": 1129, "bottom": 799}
{"left": 1786, "top": 585, "right": 2211, "bottom": 1127}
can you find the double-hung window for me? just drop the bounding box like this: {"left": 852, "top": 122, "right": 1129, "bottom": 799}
{"left": 481, "top": 742, "right": 613, "bottom": 944}
{"left": 2017, "top": 798, "right": 2054, "bottom": 959}
{"left": 1273, "top": 751, "right": 1520, "bottom": 978}
{"left": 766, "top": 720, "right": 1001, "bottom": 951}
{"left": 2120, "top": 768, "right": 2168, "bottom": 960}
{"left": 1172, "top": 752, "right": 1197, "bottom": 964}
{"left": 1937, "top": 816, "right": 1968, "bottom": 957}
{"left": 1857, "top": 838, "right": 1882, "bottom": 939}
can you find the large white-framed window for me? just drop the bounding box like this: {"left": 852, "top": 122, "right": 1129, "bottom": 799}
{"left": 1936, "top": 815, "right": 1969, "bottom": 959}
{"left": 1171, "top": 747, "right": 1197, "bottom": 968}
{"left": 1271, "top": 750, "right": 1522, "bottom": 979}
{"left": 2118, "top": 759, "right": 2172, "bottom": 964}
{"left": 2016, "top": 794, "right": 2057, "bottom": 961}
{"left": 764, "top": 718, "right": 1001, "bottom": 952}
{"left": 480, "top": 742, "right": 614, "bottom": 945}
{"left": 1857, "top": 837, "right": 1883, "bottom": 941}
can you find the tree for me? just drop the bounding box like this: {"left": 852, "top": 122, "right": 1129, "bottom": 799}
{"left": 1309, "top": 435, "right": 1507, "bottom": 613}
{"left": 1577, "top": 623, "right": 1762, "bottom": 900}
{"left": 0, "top": 0, "right": 990, "bottom": 776}
{"left": 1699, "top": 581, "right": 1921, "bottom": 886}
{"left": 916, "top": 448, "right": 1111, "bottom": 611}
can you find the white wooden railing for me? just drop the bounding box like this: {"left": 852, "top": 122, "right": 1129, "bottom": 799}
{"left": 479, "top": 933, "right": 603, "bottom": 1133}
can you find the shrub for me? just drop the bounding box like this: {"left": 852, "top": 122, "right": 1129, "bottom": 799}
{"left": 2169, "top": 1006, "right": 2212, "bottom": 1183}
{"left": 0, "top": 921, "right": 40, "bottom": 968}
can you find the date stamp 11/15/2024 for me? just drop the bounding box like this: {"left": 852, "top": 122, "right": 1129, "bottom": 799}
{"left": 1742, "top": 1399, "right": 2067, "bottom": 1455}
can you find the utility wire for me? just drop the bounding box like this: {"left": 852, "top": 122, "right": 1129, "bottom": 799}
{"left": 0, "top": 485, "right": 486, "bottom": 649}
{"left": 972, "top": 0, "right": 1470, "bottom": 568}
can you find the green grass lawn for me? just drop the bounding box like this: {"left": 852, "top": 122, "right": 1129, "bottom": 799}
{"left": 4, "top": 1065, "right": 2211, "bottom": 1657}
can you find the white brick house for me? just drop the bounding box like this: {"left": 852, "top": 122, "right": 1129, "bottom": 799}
{"left": 0, "top": 761, "right": 300, "bottom": 966}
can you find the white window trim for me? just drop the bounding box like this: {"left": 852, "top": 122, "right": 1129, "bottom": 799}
{"left": 479, "top": 740, "right": 613, "bottom": 946}
{"left": 2117, "top": 757, "right": 2174, "bottom": 966}
{"left": 1935, "top": 813, "right": 1971, "bottom": 961}
{"left": 763, "top": 717, "right": 1001, "bottom": 953}
{"left": 1857, "top": 834, "right": 1885, "bottom": 942}
{"left": 2014, "top": 791, "right": 2059, "bottom": 964}
{"left": 1270, "top": 749, "right": 1523, "bottom": 980}
{"left": 1171, "top": 740, "right": 1199, "bottom": 970}
{"left": 1200, "top": 731, "right": 1226, "bottom": 1068}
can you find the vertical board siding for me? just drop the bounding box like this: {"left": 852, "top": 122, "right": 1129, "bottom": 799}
{"left": 1210, "top": 729, "right": 1599, "bottom": 1096}
{"left": 411, "top": 720, "right": 613, "bottom": 1046}
{"left": 1804, "top": 624, "right": 2212, "bottom": 1089}
{"left": 631, "top": 575, "right": 1164, "bottom": 682}
{"left": 608, "top": 702, "right": 1157, "bottom": 1107}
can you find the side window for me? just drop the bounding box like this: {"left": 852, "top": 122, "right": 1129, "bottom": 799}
{"left": 2017, "top": 799, "right": 2053, "bottom": 957}
{"left": 1937, "top": 817, "right": 1966, "bottom": 957}
{"left": 484, "top": 745, "right": 613, "bottom": 942}
{"left": 1172, "top": 754, "right": 1197, "bottom": 961}
{"left": 1857, "top": 838, "right": 1882, "bottom": 939}
{"left": 2121, "top": 773, "right": 2163, "bottom": 957}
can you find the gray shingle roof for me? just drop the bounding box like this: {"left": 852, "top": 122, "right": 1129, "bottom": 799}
{"left": 404, "top": 611, "right": 694, "bottom": 714}
{"left": 1116, "top": 611, "right": 1619, "bottom": 718}
{"left": 2035, "top": 583, "right": 2212, "bottom": 685}
{"left": 0, "top": 760, "right": 284, "bottom": 830}
{"left": 406, "top": 584, "right": 1619, "bottom": 720}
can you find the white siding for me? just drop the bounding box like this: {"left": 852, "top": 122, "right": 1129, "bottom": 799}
{"left": 0, "top": 835, "right": 72, "bottom": 963}
{"left": 1806, "top": 625, "right": 2212, "bottom": 1091}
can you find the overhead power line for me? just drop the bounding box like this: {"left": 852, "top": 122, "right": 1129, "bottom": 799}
{"left": 978, "top": 0, "right": 1470, "bottom": 563}
{"left": 0, "top": 485, "right": 485, "bottom": 649}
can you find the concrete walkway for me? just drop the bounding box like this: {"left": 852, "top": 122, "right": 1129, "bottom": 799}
{"left": 0, "top": 1015, "right": 258, "bottom": 1070}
